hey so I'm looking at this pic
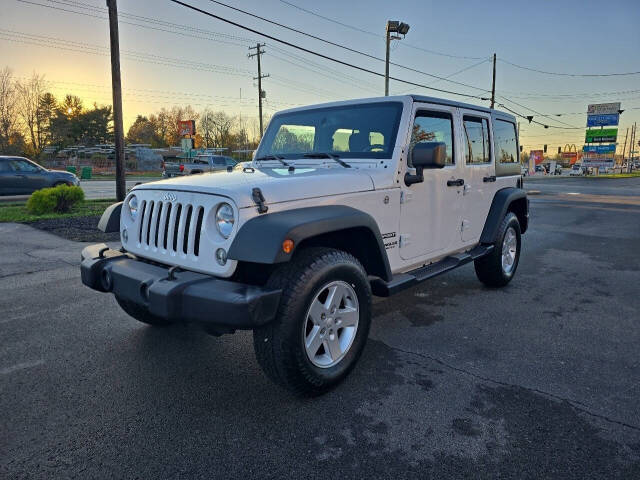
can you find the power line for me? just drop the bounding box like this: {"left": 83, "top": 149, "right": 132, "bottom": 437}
{"left": 499, "top": 58, "right": 640, "bottom": 77}
{"left": 206, "top": 0, "right": 490, "bottom": 92}
{"left": 167, "top": 0, "right": 486, "bottom": 100}
{"left": 277, "top": 0, "right": 486, "bottom": 60}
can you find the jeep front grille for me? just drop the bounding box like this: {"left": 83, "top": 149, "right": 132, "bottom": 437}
{"left": 137, "top": 200, "right": 205, "bottom": 256}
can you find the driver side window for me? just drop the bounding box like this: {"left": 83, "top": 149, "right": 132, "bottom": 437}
{"left": 9, "top": 159, "right": 40, "bottom": 172}
{"left": 410, "top": 111, "right": 454, "bottom": 166}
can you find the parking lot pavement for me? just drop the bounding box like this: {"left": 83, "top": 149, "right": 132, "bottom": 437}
{"left": 2, "top": 177, "right": 640, "bottom": 479}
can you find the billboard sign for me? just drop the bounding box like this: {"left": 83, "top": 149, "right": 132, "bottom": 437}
{"left": 178, "top": 120, "right": 196, "bottom": 136}
{"left": 585, "top": 128, "right": 617, "bottom": 143}
{"left": 583, "top": 144, "right": 616, "bottom": 155}
{"left": 529, "top": 150, "right": 544, "bottom": 165}
{"left": 587, "top": 103, "right": 621, "bottom": 115}
{"left": 586, "top": 114, "right": 619, "bottom": 127}
{"left": 562, "top": 151, "right": 578, "bottom": 164}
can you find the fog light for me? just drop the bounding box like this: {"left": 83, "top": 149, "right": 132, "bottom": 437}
{"left": 215, "top": 248, "right": 227, "bottom": 266}
{"left": 122, "top": 228, "right": 128, "bottom": 243}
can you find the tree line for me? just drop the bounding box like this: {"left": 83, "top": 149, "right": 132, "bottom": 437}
{"left": 0, "top": 67, "right": 266, "bottom": 159}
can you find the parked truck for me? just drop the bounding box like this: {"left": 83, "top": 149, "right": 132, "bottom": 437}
{"left": 162, "top": 154, "right": 237, "bottom": 178}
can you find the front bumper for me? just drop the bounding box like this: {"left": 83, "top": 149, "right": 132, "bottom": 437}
{"left": 80, "top": 244, "right": 281, "bottom": 330}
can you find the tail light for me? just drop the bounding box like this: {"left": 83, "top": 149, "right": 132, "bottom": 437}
{"left": 179, "top": 164, "right": 184, "bottom": 172}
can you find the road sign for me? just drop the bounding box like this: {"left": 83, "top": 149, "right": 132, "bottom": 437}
{"left": 587, "top": 114, "right": 619, "bottom": 127}
{"left": 585, "top": 128, "right": 617, "bottom": 143}
{"left": 583, "top": 144, "right": 616, "bottom": 154}
{"left": 587, "top": 103, "right": 621, "bottom": 115}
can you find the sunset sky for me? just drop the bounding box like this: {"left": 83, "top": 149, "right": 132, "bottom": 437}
{"left": 2, "top": 0, "right": 639, "bottom": 150}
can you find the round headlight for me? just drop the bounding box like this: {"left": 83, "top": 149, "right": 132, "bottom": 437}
{"left": 128, "top": 195, "right": 138, "bottom": 220}
{"left": 215, "top": 203, "right": 235, "bottom": 238}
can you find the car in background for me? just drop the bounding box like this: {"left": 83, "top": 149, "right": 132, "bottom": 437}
{"left": 534, "top": 165, "right": 546, "bottom": 174}
{"left": 569, "top": 164, "right": 585, "bottom": 176}
{"left": 162, "top": 155, "right": 237, "bottom": 178}
{"left": 0, "top": 156, "right": 80, "bottom": 195}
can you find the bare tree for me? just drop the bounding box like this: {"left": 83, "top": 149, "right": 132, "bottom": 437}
{"left": 0, "top": 67, "right": 19, "bottom": 151}
{"left": 16, "top": 72, "right": 46, "bottom": 156}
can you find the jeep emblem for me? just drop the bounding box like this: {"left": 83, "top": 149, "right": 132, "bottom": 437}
{"left": 162, "top": 192, "right": 177, "bottom": 202}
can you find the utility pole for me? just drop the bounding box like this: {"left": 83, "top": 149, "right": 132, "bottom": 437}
{"left": 248, "top": 43, "right": 269, "bottom": 137}
{"left": 490, "top": 53, "right": 496, "bottom": 109}
{"left": 106, "top": 0, "right": 125, "bottom": 201}
{"left": 629, "top": 123, "right": 637, "bottom": 173}
{"left": 621, "top": 127, "right": 629, "bottom": 168}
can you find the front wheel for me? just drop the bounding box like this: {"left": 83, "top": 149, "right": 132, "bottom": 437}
{"left": 474, "top": 212, "right": 521, "bottom": 287}
{"left": 253, "top": 248, "right": 372, "bottom": 396}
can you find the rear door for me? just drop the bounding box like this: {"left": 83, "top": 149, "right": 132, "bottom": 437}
{"left": 399, "top": 104, "right": 464, "bottom": 260}
{"left": 0, "top": 159, "right": 16, "bottom": 194}
{"left": 458, "top": 110, "right": 497, "bottom": 243}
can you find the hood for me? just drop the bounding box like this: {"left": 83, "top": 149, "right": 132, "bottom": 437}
{"left": 133, "top": 165, "right": 375, "bottom": 208}
{"left": 49, "top": 169, "right": 76, "bottom": 177}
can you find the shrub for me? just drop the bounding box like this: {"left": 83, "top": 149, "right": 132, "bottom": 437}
{"left": 27, "top": 185, "right": 85, "bottom": 215}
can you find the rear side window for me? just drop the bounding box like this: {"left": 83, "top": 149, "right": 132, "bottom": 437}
{"left": 212, "top": 157, "right": 227, "bottom": 166}
{"left": 494, "top": 120, "right": 518, "bottom": 164}
{"left": 410, "top": 111, "right": 455, "bottom": 166}
{"left": 463, "top": 116, "right": 491, "bottom": 164}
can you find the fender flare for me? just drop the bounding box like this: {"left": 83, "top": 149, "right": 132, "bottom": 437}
{"left": 98, "top": 202, "right": 122, "bottom": 233}
{"left": 479, "top": 187, "right": 528, "bottom": 244}
{"left": 227, "top": 205, "right": 392, "bottom": 281}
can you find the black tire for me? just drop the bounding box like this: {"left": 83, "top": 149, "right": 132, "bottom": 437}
{"left": 115, "top": 296, "right": 173, "bottom": 326}
{"left": 474, "top": 212, "right": 521, "bottom": 287}
{"left": 253, "top": 247, "right": 372, "bottom": 396}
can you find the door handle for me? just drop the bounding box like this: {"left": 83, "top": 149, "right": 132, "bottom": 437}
{"left": 447, "top": 178, "right": 464, "bottom": 187}
{"left": 483, "top": 175, "right": 496, "bottom": 182}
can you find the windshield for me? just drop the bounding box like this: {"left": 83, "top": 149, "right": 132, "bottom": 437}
{"left": 256, "top": 102, "right": 403, "bottom": 160}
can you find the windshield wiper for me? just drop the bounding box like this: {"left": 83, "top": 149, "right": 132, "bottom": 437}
{"left": 255, "top": 154, "right": 291, "bottom": 168}
{"left": 302, "top": 152, "right": 351, "bottom": 168}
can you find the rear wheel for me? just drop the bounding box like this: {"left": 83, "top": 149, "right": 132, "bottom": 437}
{"left": 474, "top": 212, "right": 521, "bottom": 287}
{"left": 253, "top": 248, "right": 372, "bottom": 396}
{"left": 115, "top": 296, "right": 173, "bottom": 327}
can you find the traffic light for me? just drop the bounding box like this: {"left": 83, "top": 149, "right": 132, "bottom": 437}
{"left": 543, "top": 144, "right": 547, "bottom": 153}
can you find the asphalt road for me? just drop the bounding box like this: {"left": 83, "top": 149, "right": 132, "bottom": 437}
{"left": 2, "top": 177, "right": 639, "bottom": 479}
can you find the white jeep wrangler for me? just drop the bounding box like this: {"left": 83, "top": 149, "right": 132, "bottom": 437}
{"left": 81, "top": 95, "right": 528, "bottom": 395}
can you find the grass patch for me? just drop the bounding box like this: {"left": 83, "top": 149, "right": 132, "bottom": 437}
{"left": 595, "top": 172, "right": 640, "bottom": 179}
{"left": 0, "top": 199, "right": 115, "bottom": 223}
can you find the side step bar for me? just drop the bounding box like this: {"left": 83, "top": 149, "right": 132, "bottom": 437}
{"left": 370, "top": 244, "right": 494, "bottom": 297}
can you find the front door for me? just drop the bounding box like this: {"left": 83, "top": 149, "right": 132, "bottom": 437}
{"left": 399, "top": 105, "right": 464, "bottom": 260}
{"left": 458, "top": 110, "right": 497, "bottom": 243}
{"left": 7, "top": 158, "right": 47, "bottom": 194}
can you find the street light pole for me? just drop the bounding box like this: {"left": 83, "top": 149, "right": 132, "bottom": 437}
{"left": 384, "top": 21, "right": 409, "bottom": 96}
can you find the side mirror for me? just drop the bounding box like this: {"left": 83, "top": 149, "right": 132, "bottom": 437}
{"left": 405, "top": 142, "right": 446, "bottom": 186}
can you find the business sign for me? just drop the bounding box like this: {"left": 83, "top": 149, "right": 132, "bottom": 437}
{"left": 582, "top": 157, "right": 614, "bottom": 168}
{"left": 587, "top": 114, "right": 619, "bottom": 127}
{"left": 562, "top": 151, "right": 578, "bottom": 164}
{"left": 585, "top": 128, "right": 617, "bottom": 143}
{"left": 587, "top": 102, "right": 621, "bottom": 115}
{"left": 583, "top": 144, "right": 616, "bottom": 155}
{"left": 181, "top": 137, "right": 194, "bottom": 152}
{"left": 178, "top": 120, "right": 196, "bottom": 136}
